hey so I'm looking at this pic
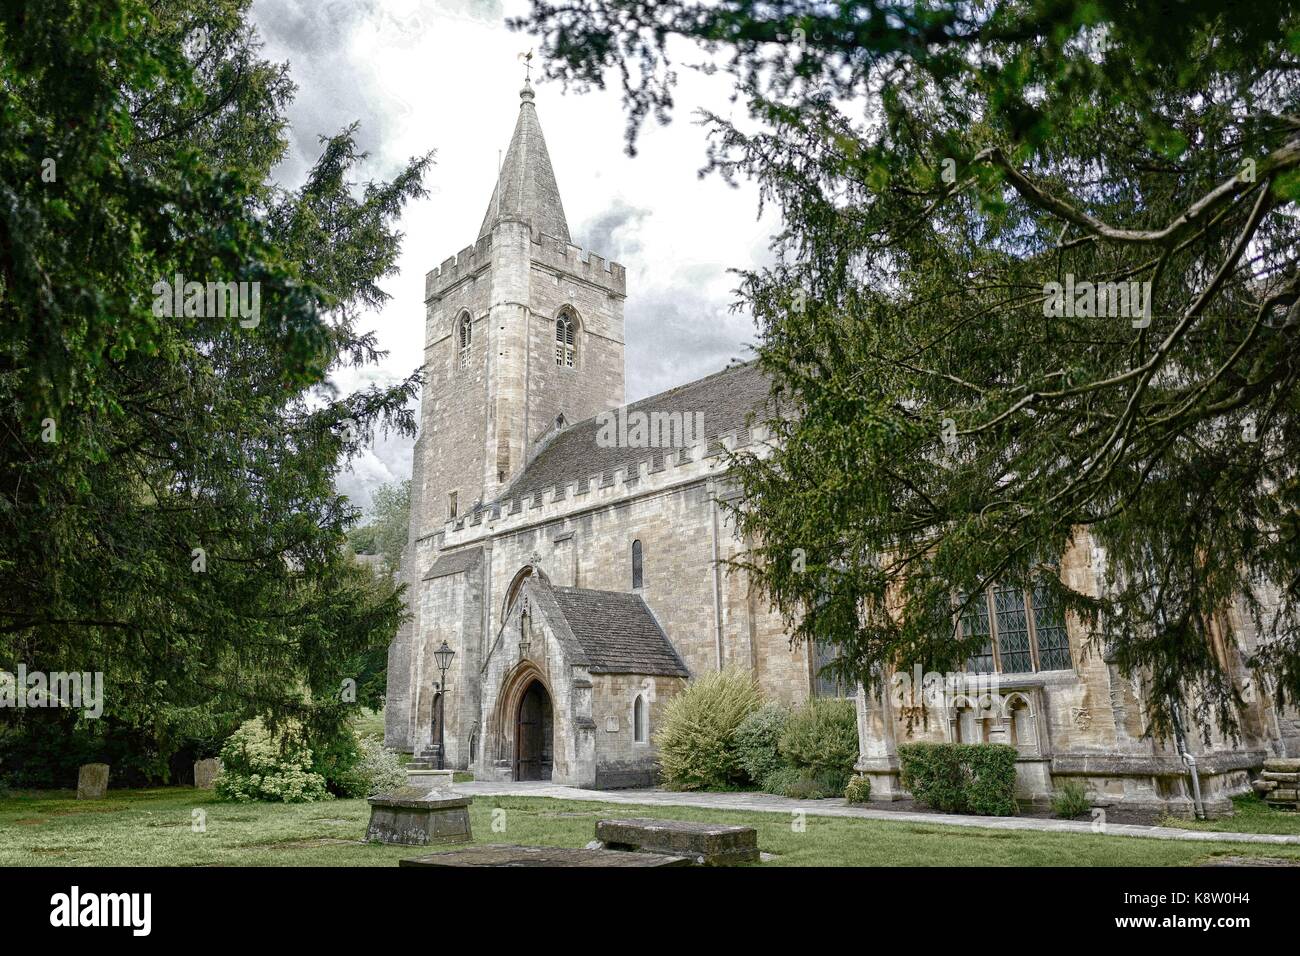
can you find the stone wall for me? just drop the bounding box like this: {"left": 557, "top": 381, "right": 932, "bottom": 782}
{"left": 853, "top": 526, "right": 1298, "bottom": 817}
{"left": 476, "top": 474, "right": 808, "bottom": 704}
{"left": 592, "top": 673, "right": 687, "bottom": 788}
{"left": 406, "top": 561, "right": 483, "bottom": 766}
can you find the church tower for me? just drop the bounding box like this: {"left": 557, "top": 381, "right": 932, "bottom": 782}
{"left": 410, "top": 80, "right": 626, "bottom": 541}
{"left": 387, "top": 82, "right": 627, "bottom": 753}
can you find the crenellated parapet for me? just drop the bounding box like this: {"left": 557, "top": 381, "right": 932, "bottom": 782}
{"left": 529, "top": 232, "right": 626, "bottom": 297}
{"left": 431, "top": 423, "right": 776, "bottom": 549}
{"left": 424, "top": 230, "right": 626, "bottom": 302}
{"left": 425, "top": 234, "right": 494, "bottom": 301}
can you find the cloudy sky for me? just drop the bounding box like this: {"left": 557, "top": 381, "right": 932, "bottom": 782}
{"left": 249, "top": 0, "right": 778, "bottom": 512}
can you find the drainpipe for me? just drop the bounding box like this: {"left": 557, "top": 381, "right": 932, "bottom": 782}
{"left": 1169, "top": 700, "right": 1206, "bottom": 820}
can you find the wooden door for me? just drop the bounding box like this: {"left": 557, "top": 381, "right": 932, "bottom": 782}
{"left": 516, "top": 682, "right": 545, "bottom": 781}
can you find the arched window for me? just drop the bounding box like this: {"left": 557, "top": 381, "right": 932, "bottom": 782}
{"left": 458, "top": 313, "right": 472, "bottom": 369}
{"left": 633, "top": 694, "right": 647, "bottom": 743}
{"left": 555, "top": 310, "right": 575, "bottom": 367}
{"left": 631, "top": 539, "right": 643, "bottom": 589}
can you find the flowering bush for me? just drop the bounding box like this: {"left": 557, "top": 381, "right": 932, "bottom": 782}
{"left": 353, "top": 734, "right": 406, "bottom": 796}
{"left": 213, "top": 717, "right": 331, "bottom": 803}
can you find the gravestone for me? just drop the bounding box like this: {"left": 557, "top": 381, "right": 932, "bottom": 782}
{"left": 400, "top": 844, "right": 689, "bottom": 867}
{"left": 366, "top": 786, "right": 472, "bottom": 846}
{"left": 193, "top": 758, "right": 222, "bottom": 790}
{"left": 596, "top": 817, "right": 759, "bottom": 865}
{"left": 77, "top": 763, "right": 110, "bottom": 800}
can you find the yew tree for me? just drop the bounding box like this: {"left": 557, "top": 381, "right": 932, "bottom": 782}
{"left": 0, "top": 0, "right": 428, "bottom": 778}
{"left": 518, "top": 0, "right": 1300, "bottom": 735}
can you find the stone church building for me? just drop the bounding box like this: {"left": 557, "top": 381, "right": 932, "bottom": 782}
{"left": 386, "top": 82, "right": 1298, "bottom": 814}
{"left": 384, "top": 80, "right": 809, "bottom": 789}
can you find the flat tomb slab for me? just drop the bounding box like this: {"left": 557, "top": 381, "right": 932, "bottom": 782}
{"left": 596, "top": 818, "right": 759, "bottom": 866}
{"left": 366, "top": 790, "right": 473, "bottom": 846}
{"left": 399, "top": 844, "right": 690, "bottom": 867}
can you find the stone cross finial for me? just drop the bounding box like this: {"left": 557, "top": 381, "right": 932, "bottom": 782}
{"left": 528, "top": 550, "right": 542, "bottom": 567}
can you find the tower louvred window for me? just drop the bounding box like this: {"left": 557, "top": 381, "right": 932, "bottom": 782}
{"left": 555, "top": 313, "right": 575, "bottom": 367}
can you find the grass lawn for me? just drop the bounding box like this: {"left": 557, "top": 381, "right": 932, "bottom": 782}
{"left": 1159, "top": 793, "right": 1300, "bottom": 836}
{"left": 4, "top": 787, "right": 1300, "bottom": 866}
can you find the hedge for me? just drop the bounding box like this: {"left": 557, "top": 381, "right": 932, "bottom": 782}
{"left": 897, "top": 742, "right": 1018, "bottom": 816}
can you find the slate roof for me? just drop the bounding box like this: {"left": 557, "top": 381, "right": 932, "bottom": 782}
{"left": 502, "top": 360, "right": 771, "bottom": 503}
{"left": 422, "top": 546, "right": 483, "bottom": 581}
{"left": 548, "top": 586, "right": 690, "bottom": 677}
{"left": 479, "top": 82, "right": 570, "bottom": 242}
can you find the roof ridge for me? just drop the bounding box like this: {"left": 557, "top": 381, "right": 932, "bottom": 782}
{"left": 560, "top": 358, "right": 760, "bottom": 434}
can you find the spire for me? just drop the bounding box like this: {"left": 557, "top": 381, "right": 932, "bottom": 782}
{"left": 478, "top": 81, "right": 571, "bottom": 242}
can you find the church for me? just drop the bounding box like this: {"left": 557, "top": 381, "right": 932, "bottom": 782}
{"left": 383, "top": 79, "right": 810, "bottom": 789}
{"left": 385, "top": 82, "right": 1299, "bottom": 814}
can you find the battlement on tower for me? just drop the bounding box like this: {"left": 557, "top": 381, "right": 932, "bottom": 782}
{"left": 424, "top": 230, "right": 626, "bottom": 301}
{"left": 530, "top": 232, "right": 626, "bottom": 296}
{"left": 425, "top": 234, "right": 493, "bottom": 301}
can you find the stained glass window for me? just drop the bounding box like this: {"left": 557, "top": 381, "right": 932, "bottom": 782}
{"left": 813, "top": 638, "right": 847, "bottom": 698}
{"left": 959, "top": 593, "right": 995, "bottom": 672}
{"left": 958, "top": 581, "right": 1074, "bottom": 675}
{"left": 993, "top": 586, "right": 1033, "bottom": 672}
{"left": 1031, "top": 585, "right": 1072, "bottom": 670}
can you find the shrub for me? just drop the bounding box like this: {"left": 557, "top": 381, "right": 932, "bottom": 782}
{"left": 353, "top": 735, "right": 406, "bottom": 796}
{"left": 783, "top": 775, "right": 828, "bottom": 800}
{"left": 735, "top": 703, "right": 789, "bottom": 786}
{"left": 213, "top": 717, "right": 331, "bottom": 803}
{"left": 760, "top": 765, "right": 804, "bottom": 796}
{"left": 898, "top": 742, "right": 1018, "bottom": 816}
{"left": 759, "top": 766, "right": 847, "bottom": 799}
{"left": 844, "top": 774, "right": 872, "bottom": 804}
{"left": 655, "top": 668, "right": 761, "bottom": 790}
{"left": 311, "top": 727, "right": 366, "bottom": 797}
{"left": 965, "top": 745, "right": 1018, "bottom": 816}
{"left": 1050, "top": 780, "right": 1091, "bottom": 818}
{"left": 779, "top": 697, "right": 859, "bottom": 781}
{"left": 898, "top": 742, "right": 967, "bottom": 811}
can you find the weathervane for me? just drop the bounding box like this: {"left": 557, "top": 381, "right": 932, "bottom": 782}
{"left": 519, "top": 49, "right": 534, "bottom": 83}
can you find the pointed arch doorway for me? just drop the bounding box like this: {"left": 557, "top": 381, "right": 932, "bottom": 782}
{"left": 515, "top": 679, "right": 554, "bottom": 781}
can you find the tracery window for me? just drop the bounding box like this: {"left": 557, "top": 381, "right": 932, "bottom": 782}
{"left": 959, "top": 584, "right": 1073, "bottom": 674}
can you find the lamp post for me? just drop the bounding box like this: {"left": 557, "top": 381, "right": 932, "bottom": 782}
{"left": 433, "top": 640, "right": 456, "bottom": 770}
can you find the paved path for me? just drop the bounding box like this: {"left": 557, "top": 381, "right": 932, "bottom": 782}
{"left": 454, "top": 780, "right": 1300, "bottom": 847}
